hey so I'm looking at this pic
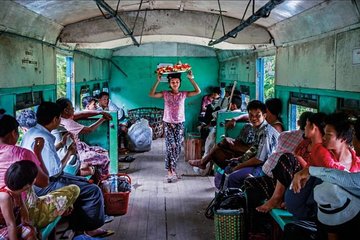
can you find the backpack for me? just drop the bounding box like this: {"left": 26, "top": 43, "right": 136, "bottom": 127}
{"left": 205, "top": 187, "right": 247, "bottom": 219}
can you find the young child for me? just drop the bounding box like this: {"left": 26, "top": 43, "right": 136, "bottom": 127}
{"left": 149, "top": 70, "right": 201, "bottom": 182}
{"left": 0, "top": 160, "right": 38, "bottom": 240}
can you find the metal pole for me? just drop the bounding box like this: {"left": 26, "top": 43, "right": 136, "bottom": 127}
{"left": 94, "top": 0, "right": 140, "bottom": 46}
{"left": 208, "top": 0, "right": 285, "bottom": 46}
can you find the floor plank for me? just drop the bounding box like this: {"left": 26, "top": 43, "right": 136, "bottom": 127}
{"left": 105, "top": 138, "right": 216, "bottom": 240}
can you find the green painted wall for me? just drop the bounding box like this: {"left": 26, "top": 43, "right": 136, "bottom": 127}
{"left": 109, "top": 56, "right": 219, "bottom": 132}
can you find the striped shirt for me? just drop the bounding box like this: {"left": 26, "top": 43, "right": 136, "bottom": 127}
{"left": 262, "top": 129, "right": 304, "bottom": 177}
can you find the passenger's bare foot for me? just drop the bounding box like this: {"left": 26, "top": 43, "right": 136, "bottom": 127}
{"left": 188, "top": 159, "right": 206, "bottom": 169}
{"left": 256, "top": 198, "right": 283, "bottom": 213}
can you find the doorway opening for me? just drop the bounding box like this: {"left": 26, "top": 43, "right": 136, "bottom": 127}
{"left": 56, "top": 55, "right": 74, "bottom": 101}
{"left": 256, "top": 56, "right": 275, "bottom": 101}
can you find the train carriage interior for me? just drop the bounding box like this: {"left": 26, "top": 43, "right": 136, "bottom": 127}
{"left": 1, "top": 0, "right": 360, "bottom": 239}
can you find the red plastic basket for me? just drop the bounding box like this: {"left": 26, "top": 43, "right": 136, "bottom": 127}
{"left": 102, "top": 173, "right": 131, "bottom": 216}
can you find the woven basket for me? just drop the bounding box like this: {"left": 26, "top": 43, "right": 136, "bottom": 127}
{"left": 128, "top": 107, "right": 164, "bottom": 139}
{"left": 214, "top": 209, "right": 245, "bottom": 240}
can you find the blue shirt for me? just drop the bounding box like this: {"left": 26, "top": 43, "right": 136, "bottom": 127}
{"left": 310, "top": 166, "right": 360, "bottom": 198}
{"left": 21, "top": 124, "right": 62, "bottom": 177}
{"left": 254, "top": 120, "right": 280, "bottom": 162}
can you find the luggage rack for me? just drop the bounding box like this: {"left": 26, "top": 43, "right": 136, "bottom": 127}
{"left": 128, "top": 107, "right": 164, "bottom": 139}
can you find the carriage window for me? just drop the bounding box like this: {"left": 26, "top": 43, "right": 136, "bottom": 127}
{"left": 337, "top": 98, "right": 360, "bottom": 117}
{"left": 16, "top": 91, "right": 42, "bottom": 110}
{"left": 56, "top": 55, "right": 74, "bottom": 100}
{"left": 289, "top": 92, "right": 318, "bottom": 130}
{"left": 93, "top": 83, "right": 101, "bottom": 97}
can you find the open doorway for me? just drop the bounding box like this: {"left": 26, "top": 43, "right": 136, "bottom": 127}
{"left": 256, "top": 55, "right": 275, "bottom": 101}
{"left": 56, "top": 55, "right": 74, "bottom": 102}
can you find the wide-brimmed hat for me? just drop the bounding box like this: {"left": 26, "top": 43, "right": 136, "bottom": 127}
{"left": 314, "top": 181, "right": 360, "bottom": 226}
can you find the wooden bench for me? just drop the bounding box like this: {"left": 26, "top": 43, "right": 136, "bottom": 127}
{"left": 269, "top": 208, "right": 294, "bottom": 231}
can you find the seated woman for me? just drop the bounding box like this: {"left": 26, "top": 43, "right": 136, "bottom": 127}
{"left": 16, "top": 109, "right": 37, "bottom": 133}
{"left": 0, "top": 112, "right": 80, "bottom": 230}
{"left": 56, "top": 98, "right": 112, "bottom": 176}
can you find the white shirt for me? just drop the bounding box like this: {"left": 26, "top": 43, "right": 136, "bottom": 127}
{"left": 21, "top": 124, "right": 63, "bottom": 177}
{"left": 97, "top": 100, "right": 124, "bottom": 120}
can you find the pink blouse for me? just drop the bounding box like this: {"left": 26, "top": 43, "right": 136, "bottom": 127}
{"left": 0, "top": 144, "right": 40, "bottom": 187}
{"left": 162, "top": 91, "right": 187, "bottom": 123}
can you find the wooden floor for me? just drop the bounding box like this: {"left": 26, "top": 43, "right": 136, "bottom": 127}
{"left": 105, "top": 138, "right": 216, "bottom": 240}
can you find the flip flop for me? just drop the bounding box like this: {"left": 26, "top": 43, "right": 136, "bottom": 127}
{"left": 85, "top": 229, "right": 114, "bottom": 238}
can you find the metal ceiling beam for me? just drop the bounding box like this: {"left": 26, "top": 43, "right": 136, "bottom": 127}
{"left": 94, "top": 0, "right": 140, "bottom": 46}
{"left": 208, "top": 0, "right": 285, "bottom": 46}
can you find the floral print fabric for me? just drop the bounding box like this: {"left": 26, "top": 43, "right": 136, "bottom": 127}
{"left": 164, "top": 122, "right": 184, "bottom": 170}
{"left": 26, "top": 184, "right": 80, "bottom": 229}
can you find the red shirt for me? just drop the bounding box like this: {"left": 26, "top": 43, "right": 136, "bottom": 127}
{"left": 309, "top": 143, "right": 360, "bottom": 172}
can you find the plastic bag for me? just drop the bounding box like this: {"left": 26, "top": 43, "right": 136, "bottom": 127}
{"left": 127, "top": 118, "right": 153, "bottom": 152}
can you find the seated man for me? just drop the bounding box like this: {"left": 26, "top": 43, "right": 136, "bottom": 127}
{"left": 198, "top": 87, "right": 221, "bottom": 122}
{"left": 284, "top": 112, "right": 360, "bottom": 220}
{"left": 202, "top": 96, "right": 244, "bottom": 158}
{"left": 189, "top": 100, "right": 279, "bottom": 176}
{"left": 225, "top": 100, "right": 280, "bottom": 188}
{"left": 290, "top": 116, "right": 360, "bottom": 240}
{"left": 244, "top": 111, "right": 312, "bottom": 209}
{"left": 82, "top": 96, "right": 98, "bottom": 110}
{"left": 197, "top": 96, "right": 244, "bottom": 177}
{"left": 21, "top": 102, "right": 113, "bottom": 237}
{"left": 97, "top": 91, "right": 129, "bottom": 149}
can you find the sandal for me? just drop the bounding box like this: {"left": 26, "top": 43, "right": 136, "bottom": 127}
{"left": 165, "top": 175, "right": 172, "bottom": 183}
{"left": 171, "top": 172, "right": 181, "bottom": 180}
{"left": 85, "top": 228, "right": 114, "bottom": 238}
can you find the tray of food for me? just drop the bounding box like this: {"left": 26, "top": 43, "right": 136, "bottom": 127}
{"left": 156, "top": 63, "right": 191, "bottom": 74}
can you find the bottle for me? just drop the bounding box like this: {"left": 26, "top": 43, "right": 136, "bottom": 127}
{"left": 109, "top": 175, "right": 116, "bottom": 193}
{"left": 114, "top": 175, "right": 118, "bottom": 193}
{"left": 102, "top": 180, "right": 110, "bottom": 193}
